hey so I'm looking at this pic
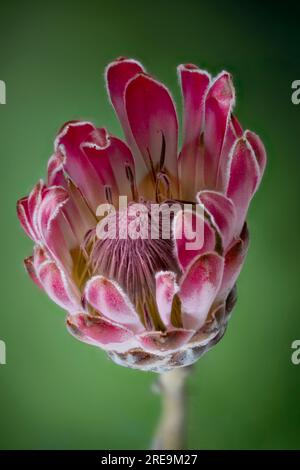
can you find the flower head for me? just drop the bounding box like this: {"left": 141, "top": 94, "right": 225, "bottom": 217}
{"left": 17, "top": 58, "right": 266, "bottom": 372}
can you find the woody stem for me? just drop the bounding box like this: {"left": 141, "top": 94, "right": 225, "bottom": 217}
{"left": 152, "top": 367, "right": 191, "bottom": 450}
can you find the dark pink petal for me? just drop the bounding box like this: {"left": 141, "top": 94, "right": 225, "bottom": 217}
{"left": 174, "top": 209, "right": 215, "bottom": 271}
{"left": 81, "top": 129, "right": 137, "bottom": 201}
{"left": 138, "top": 328, "right": 194, "bottom": 355}
{"left": 204, "top": 72, "right": 235, "bottom": 189}
{"left": 217, "top": 117, "right": 242, "bottom": 190}
{"left": 245, "top": 130, "right": 267, "bottom": 189}
{"left": 125, "top": 73, "right": 179, "bottom": 195}
{"left": 231, "top": 115, "right": 243, "bottom": 137}
{"left": 218, "top": 224, "right": 249, "bottom": 300}
{"left": 47, "top": 153, "right": 67, "bottom": 187}
{"left": 84, "top": 276, "right": 143, "bottom": 333}
{"left": 67, "top": 313, "right": 136, "bottom": 352}
{"left": 178, "top": 64, "right": 210, "bottom": 199}
{"left": 178, "top": 64, "right": 211, "bottom": 148}
{"left": 225, "top": 137, "right": 260, "bottom": 235}
{"left": 197, "top": 190, "right": 236, "bottom": 250}
{"left": 55, "top": 121, "right": 106, "bottom": 210}
{"left": 37, "top": 258, "right": 80, "bottom": 312}
{"left": 105, "top": 57, "right": 144, "bottom": 134}
{"left": 105, "top": 58, "right": 149, "bottom": 187}
{"left": 179, "top": 253, "right": 224, "bottom": 329}
{"left": 17, "top": 197, "right": 36, "bottom": 241}
{"left": 155, "top": 271, "right": 179, "bottom": 327}
{"left": 24, "top": 256, "right": 43, "bottom": 289}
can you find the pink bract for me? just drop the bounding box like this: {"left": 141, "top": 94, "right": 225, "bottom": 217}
{"left": 17, "top": 58, "right": 266, "bottom": 372}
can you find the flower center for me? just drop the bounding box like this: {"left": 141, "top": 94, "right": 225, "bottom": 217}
{"left": 82, "top": 201, "right": 180, "bottom": 329}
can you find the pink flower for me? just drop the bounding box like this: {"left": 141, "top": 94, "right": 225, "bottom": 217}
{"left": 17, "top": 58, "right": 266, "bottom": 372}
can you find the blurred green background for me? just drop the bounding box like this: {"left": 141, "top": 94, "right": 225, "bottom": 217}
{"left": 0, "top": 0, "right": 300, "bottom": 450}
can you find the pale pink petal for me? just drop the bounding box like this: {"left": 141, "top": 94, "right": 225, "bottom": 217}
{"left": 84, "top": 276, "right": 143, "bottom": 333}
{"left": 155, "top": 271, "right": 179, "bottom": 327}
{"left": 197, "top": 190, "right": 236, "bottom": 250}
{"left": 37, "top": 258, "right": 80, "bottom": 312}
{"left": 32, "top": 245, "right": 50, "bottom": 268}
{"left": 59, "top": 180, "right": 96, "bottom": 244}
{"left": 37, "top": 186, "right": 69, "bottom": 240}
{"left": 179, "top": 253, "right": 224, "bottom": 330}
{"left": 138, "top": 328, "right": 194, "bottom": 355}
{"left": 24, "top": 256, "right": 43, "bottom": 289}
{"left": 204, "top": 72, "right": 235, "bottom": 189}
{"left": 218, "top": 224, "right": 249, "bottom": 300}
{"left": 37, "top": 186, "right": 76, "bottom": 271}
{"left": 225, "top": 137, "right": 260, "bottom": 235}
{"left": 67, "top": 313, "right": 136, "bottom": 352}
{"left": 48, "top": 155, "right": 96, "bottom": 243}
{"left": 125, "top": 73, "right": 179, "bottom": 196}
{"left": 47, "top": 153, "right": 67, "bottom": 187}
{"left": 27, "top": 180, "right": 46, "bottom": 237}
{"left": 17, "top": 197, "right": 36, "bottom": 241}
{"left": 174, "top": 209, "right": 215, "bottom": 271}
{"left": 178, "top": 64, "right": 210, "bottom": 199}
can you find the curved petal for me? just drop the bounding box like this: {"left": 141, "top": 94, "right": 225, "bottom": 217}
{"left": 17, "top": 197, "right": 36, "bottom": 241}
{"left": 28, "top": 180, "right": 46, "bottom": 235}
{"left": 197, "top": 190, "right": 236, "bottom": 251}
{"left": 244, "top": 130, "right": 267, "bottom": 190}
{"left": 203, "top": 72, "right": 235, "bottom": 189}
{"left": 125, "top": 73, "right": 179, "bottom": 196}
{"left": 155, "top": 271, "right": 179, "bottom": 327}
{"left": 81, "top": 129, "right": 137, "bottom": 201}
{"left": 178, "top": 64, "right": 211, "bottom": 199}
{"left": 225, "top": 137, "right": 260, "bottom": 236}
{"left": 84, "top": 276, "right": 143, "bottom": 333}
{"left": 24, "top": 256, "right": 43, "bottom": 289}
{"left": 105, "top": 57, "right": 144, "bottom": 131}
{"left": 55, "top": 121, "right": 106, "bottom": 210}
{"left": 67, "top": 313, "right": 136, "bottom": 353}
{"left": 179, "top": 252, "right": 224, "bottom": 330}
{"left": 36, "top": 258, "right": 80, "bottom": 312}
{"left": 47, "top": 153, "right": 67, "bottom": 187}
{"left": 174, "top": 209, "right": 215, "bottom": 271}
{"left": 37, "top": 186, "right": 69, "bottom": 239}
{"left": 217, "top": 116, "right": 244, "bottom": 190}
{"left": 138, "top": 328, "right": 194, "bottom": 355}
{"left": 105, "top": 58, "right": 149, "bottom": 188}
{"left": 37, "top": 186, "right": 77, "bottom": 271}
{"left": 218, "top": 224, "right": 249, "bottom": 300}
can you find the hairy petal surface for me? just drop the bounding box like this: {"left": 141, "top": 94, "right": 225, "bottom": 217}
{"left": 179, "top": 252, "right": 224, "bottom": 330}
{"left": 84, "top": 276, "right": 143, "bottom": 333}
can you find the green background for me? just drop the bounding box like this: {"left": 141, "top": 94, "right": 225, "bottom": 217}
{"left": 0, "top": 0, "right": 299, "bottom": 449}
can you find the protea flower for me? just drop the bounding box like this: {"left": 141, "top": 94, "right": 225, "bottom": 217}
{"left": 17, "top": 58, "right": 266, "bottom": 373}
